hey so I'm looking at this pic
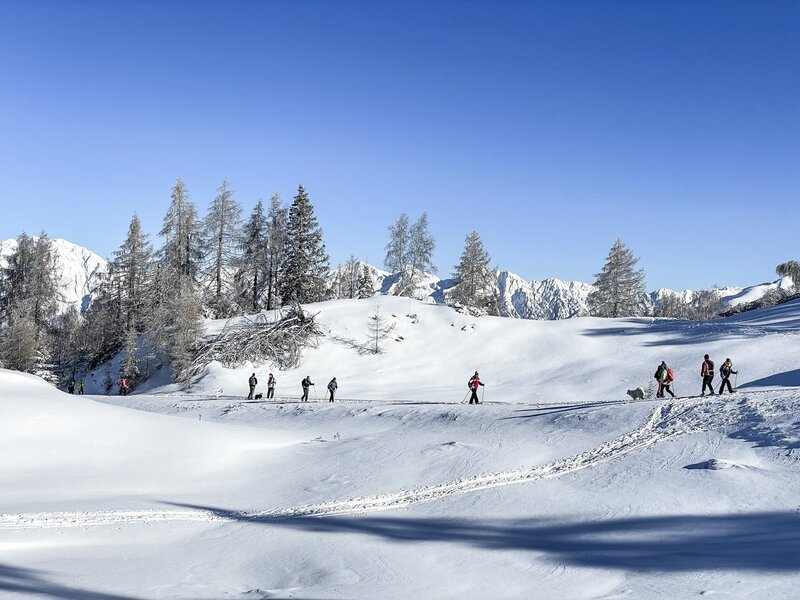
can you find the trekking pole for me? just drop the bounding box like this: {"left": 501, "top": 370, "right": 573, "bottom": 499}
{"left": 734, "top": 372, "right": 738, "bottom": 391}
{"left": 481, "top": 386, "right": 485, "bottom": 404}
{"left": 462, "top": 390, "right": 470, "bottom": 404}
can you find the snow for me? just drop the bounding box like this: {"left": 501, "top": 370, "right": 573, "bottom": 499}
{"left": 3, "top": 297, "right": 800, "bottom": 598}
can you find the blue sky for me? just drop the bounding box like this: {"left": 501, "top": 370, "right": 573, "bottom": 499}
{"left": 1, "top": 1, "right": 797, "bottom": 291}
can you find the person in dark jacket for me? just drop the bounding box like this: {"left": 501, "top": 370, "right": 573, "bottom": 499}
{"left": 247, "top": 373, "right": 258, "bottom": 400}
{"left": 700, "top": 354, "right": 715, "bottom": 396}
{"left": 468, "top": 371, "right": 484, "bottom": 404}
{"left": 67, "top": 380, "right": 75, "bottom": 394}
{"left": 267, "top": 373, "right": 276, "bottom": 399}
{"left": 301, "top": 376, "right": 314, "bottom": 402}
{"left": 718, "top": 358, "right": 738, "bottom": 395}
{"left": 327, "top": 377, "right": 338, "bottom": 402}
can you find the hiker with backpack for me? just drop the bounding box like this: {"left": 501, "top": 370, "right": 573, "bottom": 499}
{"left": 654, "top": 362, "right": 675, "bottom": 398}
{"left": 247, "top": 373, "right": 258, "bottom": 400}
{"left": 718, "top": 358, "right": 738, "bottom": 395}
{"left": 301, "top": 376, "right": 314, "bottom": 402}
{"left": 67, "top": 380, "right": 75, "bottom": 394}
{"left": 327, "top": 377, "right": 338, "bottom": 402}
{"left": 701, "top": 354, "right": 715, "bottom": 396}
{"left": 77, "top": 379, "right": 85, "bottom": 395}
{"left": 467, "top": 371, "right": 484, "bottom": 404}
{"left": 119, "top": 377, "right": 129, "bottom": 396}
{"left": 267, "top": 373, "right": 276, "bottom": 399}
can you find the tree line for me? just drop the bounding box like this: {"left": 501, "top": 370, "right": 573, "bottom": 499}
{"left": 0, "top": 178, "right": 797, "bottom": 388}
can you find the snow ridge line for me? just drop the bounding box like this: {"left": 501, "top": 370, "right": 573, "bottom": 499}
{"left": 0, "top": 397, "right": 707, "bottom": 530}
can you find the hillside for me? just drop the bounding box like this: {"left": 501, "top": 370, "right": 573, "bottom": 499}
{"left": 2, "top": 298, "right": 800, "bottom": 597}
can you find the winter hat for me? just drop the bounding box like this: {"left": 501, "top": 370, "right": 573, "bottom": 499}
{"left": 704, "top": 354, "right": 709, "bottom": 360}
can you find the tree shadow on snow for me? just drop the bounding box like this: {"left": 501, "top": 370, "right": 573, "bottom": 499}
{"left": 166, "top": 504, "right": 800, "bottom": 573}
{"left": 738, "top": 369, "right": 800, "bottom": 390}
{"left": 499, "top": 400, "right": 632, "bottom": 420}
{"left": 0, "top": 562, "right": 142, "bottom": 599}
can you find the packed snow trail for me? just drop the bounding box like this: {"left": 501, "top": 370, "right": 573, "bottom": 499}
{"left": 0, "top": 394, "right": 765, "bottom": 530}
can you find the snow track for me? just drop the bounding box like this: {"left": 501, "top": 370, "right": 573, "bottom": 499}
{"left": 0, "top": 395, "right": 748, "bottom": 530}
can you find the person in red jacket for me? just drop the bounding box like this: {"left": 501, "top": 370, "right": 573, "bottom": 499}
{"left": 701, "top": 354, "right": 715, "bottom": 396}
{"left": 467, "top": 371, "right": 484, "bottom": 404}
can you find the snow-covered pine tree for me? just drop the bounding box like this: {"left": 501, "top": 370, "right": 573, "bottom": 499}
{"left": 452, "top": 230, "right": 496, "bottom": 313}
{"left": 776, "top": 260, "right": 800, "bottom": 293}
{"left": 121, "top": 326, "right": 141, "bottom": 385}
{"left": 238, "top": 199, "right": 269, "bottom": 312}
{"left": 588, "top": 239, "right": 647, "bottom": 318}
{"left": 159, "top": 177, "right": 203, "bottom": 282}
{"left": 201, "top": 179, "right": 242, "bottom": 317}
{"left": 357, "top": 263, "right": 375, "bottom": 299}
{"left": 279, "top": 185, "right": 330, "bottom": 305}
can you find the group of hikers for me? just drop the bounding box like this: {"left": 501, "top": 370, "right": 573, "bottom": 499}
{"left": 66, "top": 379, "right": 85, "bottom": 394}
{"left": 654, "top": 354, "right": 738, "bottom": 398}
{"left": 248, "top": 372, "right": 339, "bottom": 402}
{"left": 247, "top": 371, "right": 483, "bottom": 404}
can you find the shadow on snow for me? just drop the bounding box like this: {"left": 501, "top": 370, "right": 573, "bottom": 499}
{"left": 165, "top": 504, "right": 800, "bottom": 573}
{"left": 0, "top": 563, "right": 141, "bottom": 600}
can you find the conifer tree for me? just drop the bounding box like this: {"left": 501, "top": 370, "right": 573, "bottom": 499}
{"left": 357, "top": 263, "right": 375, "bottom": 299}
{"left": 452, "top": 230, "right": 496, "bottom": 312}
{"left": 365, "top": 306, "right": 395, "bottom": 354}
{"left": 202, "top": 179, "right": 242, "bottom": 317}
{"left": 266, "top": 193, "right": 288, "bottom": 310}
{"left": 279, "top": 185, "right": 329, "bottom": 304}
{"left": 238, "top": 199, "right": 269, "bottom": 312}
{"left": 159, "top": 177, "right": 202, "bottom": 281}
{"left": 384, "top": 213, "right": 410, "bottom": 273}
{"left": 588, "top": 239, "right": 647, "bottom": 318}
{"left": 112, "top": 214, "right": 153, "bottom": 334}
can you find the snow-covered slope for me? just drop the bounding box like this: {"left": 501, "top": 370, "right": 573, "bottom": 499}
{"left": 3, "top": 298, "right": 800, "bottom": 598}
{"left": 0, "top": 237, "right": 107, "bottom": 314}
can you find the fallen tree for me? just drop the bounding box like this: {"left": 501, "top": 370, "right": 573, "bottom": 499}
{"left": 188, "top": 304, "right": 323, "bottom": 378}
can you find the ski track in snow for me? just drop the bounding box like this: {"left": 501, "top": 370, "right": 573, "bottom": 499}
{"left": 0, "top": 393, "right": 773, "bottom": 530}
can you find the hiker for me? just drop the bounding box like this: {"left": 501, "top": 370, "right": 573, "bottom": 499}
{"left": 701, "top": 354, "right": 715, "bottom": 396}
{"left": 655, "top": 362, "right": 676, "bottom": 398}
{"left": 247, "top": 373, "right": 258, "bottom": 400}
{"left": 718, "top": 358, "right": 738, "bottom": 395}
{"left": 67, "top": 380, "right": 75, "bottom": 394}
{"left": 301, "top": 376, "right": 314, "bottom": 402}
{"left": 467, "top": 371, "right": 484, "bottom": 404}
{"left": 327, "top": 377, "right": 338, "bottom": 402}
{"left": 77, "top": 379, "right": 85, "bottom": 395}
{"left": 118, "top": 377, "right": 129, "bottom": 396}
{"left": 267, "top": 373, "right": 276, "bottom": 399}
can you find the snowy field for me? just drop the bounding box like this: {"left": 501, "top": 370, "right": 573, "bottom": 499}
{"left": 3, "top": 296, "right": 800, "bottom": 599}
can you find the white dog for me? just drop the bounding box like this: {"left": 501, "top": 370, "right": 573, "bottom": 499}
{"left": 626, "top": 387, "right": 645, "bottom": 401}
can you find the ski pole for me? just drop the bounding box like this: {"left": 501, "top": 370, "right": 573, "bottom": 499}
{"left": 734, "top": 372, "right": 738, "bottom": 390}
{"left": 481, "top": 386, "right": 485, "bottom": 404}
{"left": 462, "top": 390, "right": 469, "bottom": 403}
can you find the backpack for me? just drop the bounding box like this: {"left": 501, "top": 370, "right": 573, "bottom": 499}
{"left": 706, "top": 360, "right": 715, "bottom": 373}
{"left": 666, "top": 369, "right": 674, "bottom": 382}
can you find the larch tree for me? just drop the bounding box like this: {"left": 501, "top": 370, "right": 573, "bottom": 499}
{"left": 279, "top": 185, "right": 330, "bottom": 305}
{"left": 266, "top": 193, "right": 288, "bottom": 310}
{"left": 587, "top": 239, "right": 647, "bottom": 318}
{"left": 201, "top": 179, "right": 242, "bottom": 317}
{"left": 159, "top": 177, "right": 202, "bottom": 284}
{"left": 452, "top": 230, "right": 496, "bottom": 313}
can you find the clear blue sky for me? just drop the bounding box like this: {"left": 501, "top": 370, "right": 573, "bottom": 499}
{"left": 1, "top": 0, "right": 798, "bottom": 291}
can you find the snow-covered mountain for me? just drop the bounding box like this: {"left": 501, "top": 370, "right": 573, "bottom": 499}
{"left": 0, "top": 237, "right": 107, "bottom": 315}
